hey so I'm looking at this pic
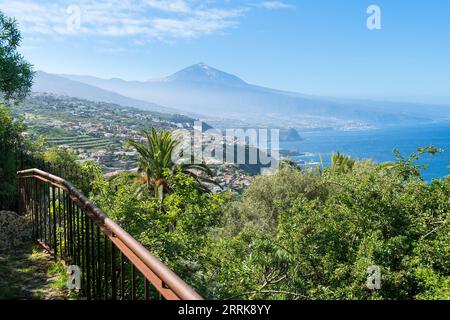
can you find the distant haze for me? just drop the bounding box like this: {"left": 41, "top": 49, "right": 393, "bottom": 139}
{"left": 33, "top": 63, "right": 450, "bottom": 130}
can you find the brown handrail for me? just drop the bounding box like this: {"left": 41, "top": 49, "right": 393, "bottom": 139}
{"left": 17, "top": 168, "right": 203, "bottom": 300}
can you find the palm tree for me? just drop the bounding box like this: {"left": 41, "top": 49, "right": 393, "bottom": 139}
{"left": 331, "top": 152, "right": 355, "bottom": 174}
{"left": 127, "top": 128, "right": 219, "bottom": 201}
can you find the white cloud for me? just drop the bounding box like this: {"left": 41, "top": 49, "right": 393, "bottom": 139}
{"left": 144, "top": 0, "right": 190, "bottom": 13}
{"left": 257, "top": 1, "right": 294, "bottom": 10}
{"left": 0, "top": 0, "right": 285, "bottom": 41}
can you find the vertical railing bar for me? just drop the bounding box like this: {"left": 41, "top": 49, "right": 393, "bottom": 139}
{"left": 67, "top": 194, "right": 71, "bottom": 261}
{"left": 120, "top": 252, "right": 125, "bottom": 300}
{"left": 144, "top": 278, "right": 149, "bottom": 300}
{"left": 40, "top": 179, "right": 44, "bottom": 242}
{"left": 46, "top": 181, "right": 50, "bottom": 247}
{"left": 69, "top": 196, "right": 75, "bottom": 261}
{"left": 63, "top": 190, "right": 68, "bottom": 259}
{"left": 57, "top": 187, "right": 63, "bottom": 260}
{"left": 38, "top": 179, "right": 43, "bottom": 241}
{"left": 64, "top": 192, "right": 70, "bottom": 260}
{"left": 131, "top": 264, "right": 136, "bottom": 300}
{"left": 85, "top": 213, "right": 91, "bottom": 299}
{"left": 104, "top": 233, "right": 108, "bottom": 300}
{"left": 39, "top": 178, "right": 43, "bottom": 243}
{"left": 90, "top": 218, "right": 96, "bottom": 299}
{"left": 28, "top": 178, "right": 34, "bottom": 237}
{"left": 32, "top": 178, "right": 35, "bottom": 238}
{"left": 73, "top": 205, "right": 78, "bottom": 267}
{"left": 69, "top": 194, "right": 74, "bottom": 261}
{"left": 42, "top": 177, "right": 47, "bottom": 246}
{"left": 48, "top": 182, "right": 52, "bottom": 248}
{"left": 36, "top": 177, "right": 40, "bottom": 240}
{"left": 52, "top": 185, "right": 57, "bottom": 260}
{"left": 110, "top": 239, "right": 116, "bottom": 300}
{"left": 56, "top": 166, "right": 62, "bottom": 260}
{"left": 96, "top": 224, "right": 101, "bottom": 299}
{"left": 45, "top": 181, "right": 49, "bottom": 250}
{"left": 76, "top": 207, "right": 81, "bottom": 273}
{"left": 66, "top": 193, "right": 71, "bottom": 260}
{"left": 71, "top": 197, "right": 76, "bottom": 263}
{"left": 34, "top": 178, "right": 38, "bottom": 239}
{"left": 80, "top": 208, "right": 85, "bottom": 296}
{"left": 43, "top": 167, "right": 48, "bottom": 247}
{"left": 21, "top": 175, "right": 25, "bottom": 217}
{"left": 71, "top": 195, "right": 76, "bottom": 262}
{"left": 17, "top": 173, "right": 21, "bottom": 215}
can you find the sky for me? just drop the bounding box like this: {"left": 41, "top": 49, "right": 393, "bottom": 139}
{"left": 1, "top": 0, "right": 450, "bottom": 104}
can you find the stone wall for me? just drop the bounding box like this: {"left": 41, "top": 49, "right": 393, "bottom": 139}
{"left": 0, "top": 211, "right": 32, "bottom": 251}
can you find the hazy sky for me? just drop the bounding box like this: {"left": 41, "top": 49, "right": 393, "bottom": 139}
{"left": 2, "top": 0, "right": 450, "bottom": 104}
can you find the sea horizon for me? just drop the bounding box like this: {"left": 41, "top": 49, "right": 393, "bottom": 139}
{"left": 283, "top": 122, "right": 450, "bottom": 181}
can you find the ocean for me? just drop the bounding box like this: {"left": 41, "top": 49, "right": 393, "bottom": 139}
{"left": 282, "top": 123, "right": 450, "bottom": 181}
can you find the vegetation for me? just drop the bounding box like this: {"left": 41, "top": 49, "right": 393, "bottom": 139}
{"left": 0, "top": 104, "right": 26, "bottom": 209}
{"left": 3, "top": 98, "right": 448, "bottom": 299}
{"left": 127, "top": 128, "right": 218, "bottom": 201}
{"left": 209, "top": 158, "right": 449, "bottom": 299}
{"left": 0, "top": 243, "right": 68, "bottom": 299}
{"left": 46, "top": 136, "right": 114, "bottom": 150}
{"left": 0, "top": 11, "right": 34, "bottom": 102}
{"left": 0, "top": 10, "right": 34, "bottom": 210}
{"left": 9, "top": 93, "right": 201, "bottom": 172}
{"left": 73, "top": 145, "right": 449, "bottom": 300}
{"left": 331, "top": 151, "right": 356, "bottom": 174}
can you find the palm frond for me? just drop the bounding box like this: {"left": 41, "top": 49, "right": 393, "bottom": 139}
{"left": 128, "top": 128, "right": 218, "bottom": 197}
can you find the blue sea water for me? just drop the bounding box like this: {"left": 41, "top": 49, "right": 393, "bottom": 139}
{"left": 282, "top": 123, "right": 450, "bottom": 181}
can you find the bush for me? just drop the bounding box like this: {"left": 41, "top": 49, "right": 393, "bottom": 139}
{"left": 0, "top": 104, "right": 26, "bottom": 210}
{"left": 202, "top": 158, "right": 450, "bottom": 300}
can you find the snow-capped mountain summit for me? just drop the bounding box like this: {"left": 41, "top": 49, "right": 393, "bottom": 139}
{"left": 163, "top": 63, "right": 246, "bottom": 86}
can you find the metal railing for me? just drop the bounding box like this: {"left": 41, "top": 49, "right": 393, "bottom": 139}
{"left": 2, "top": 147, "right": 89, "bottom": 212}
{"left": 17, "top": 168, "right": 203, "bottom": 300}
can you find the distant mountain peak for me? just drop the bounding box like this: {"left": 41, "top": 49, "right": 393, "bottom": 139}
{"left": 196, "top": 62, "right": 210, "bottom": 69}
{"left": 164, "top": 63, "right": 246, "bottom": 86}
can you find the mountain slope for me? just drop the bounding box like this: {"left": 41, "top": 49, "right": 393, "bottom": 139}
{"left": 59, "top": 64, "right": 450, "bottom": 127}
{"left": 32, "top": 71, "right": 178, "bottom": 114}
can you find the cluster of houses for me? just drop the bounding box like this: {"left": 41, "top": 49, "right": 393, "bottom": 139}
{"left": 19, "top": 94, "right": 256, "bottom": 192}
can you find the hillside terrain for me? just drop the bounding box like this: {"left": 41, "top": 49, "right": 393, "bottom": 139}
{"left": 33, "top": 71, "right": 180, "bottom": 114}
{"left": 11, "top": 93, "right": 197, "bottom": 173}
{"left": 57, "top": 63, "right": 450, "bottom": 130}
{"left": 10, "top": 94, "right": 259, "bottom": 190}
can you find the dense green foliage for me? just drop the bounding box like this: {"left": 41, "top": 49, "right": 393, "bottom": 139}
{"left": 0, "top": 104, "right": 27, "bottom": 209}
{"left": 0, "top": 11, "right": 34, "bottom": 209}
{"left": 79, "top": 147, "right": 449, "bottom": 300}
{"left": 2, "top": 96, "right": 449, "bottom": 299}
{"left": 211, "top": 161, "right": 449, "bottom": 299}
{"left": 0, "top": 11, "right": 34, "bottom": 102}
{"left": 128, "top": 128, "right": 218, "bottom": 201}
{"left": 0, "top": 104, "right": 93, "bottom": 209}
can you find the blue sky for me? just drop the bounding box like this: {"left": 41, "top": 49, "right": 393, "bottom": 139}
{"left": 2, "top": 0, "right": 450, "bottom": 104}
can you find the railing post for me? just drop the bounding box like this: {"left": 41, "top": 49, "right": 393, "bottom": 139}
{"left": 52, "top": 186, "right": 57, "bottom": 260}
{"left": 110, "top": 239, "right": 116, "bottom": 300}
{"left": 85, "top": 214, "right": 91, "bottom": 300}
{"left": 16, "top": 174, "right": 21, "bottom": 215}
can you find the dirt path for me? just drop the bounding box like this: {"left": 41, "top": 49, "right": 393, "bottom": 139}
{"left": 0, "top": 243, "right": 68, "bottom": 300}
